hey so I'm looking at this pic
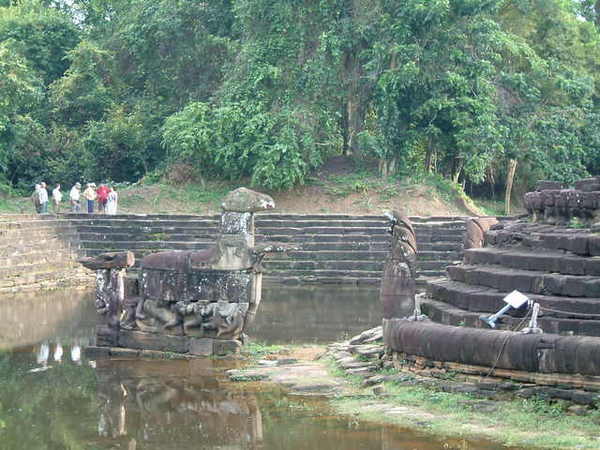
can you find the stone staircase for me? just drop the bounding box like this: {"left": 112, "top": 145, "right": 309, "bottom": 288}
{"left": 421, "top": 221, "right": 600, "bottom": 336}
{"left": 68, "top": 213, "right": 467, "bottom": 285}
{"left": 0, "top": 214, "right": 92, "bottom": 293}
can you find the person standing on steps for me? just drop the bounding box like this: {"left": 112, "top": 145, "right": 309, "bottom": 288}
{"left": 52, "top": 184, "right": 62, "bottom": 214}
{"left": 39, "top": 182, "right": 49, "bottom": 214}
{"left": 32, "top": 184, "right": 41, "bottom": 214}
{"left": 106, "top": 186, "right": 118, "bottom": 215}
{"left": 83, "top": 183, "right": 97, "bottom": 214}
{"left": 70, "top": 182, "right": 81, "bottom": 213}
{"left": 96, "top": 183, "right": 109, "bottom": 214}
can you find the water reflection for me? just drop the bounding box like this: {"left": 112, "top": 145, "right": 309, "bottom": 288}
{"left": 0, "top": 287, "right": 508, "bottom": 449}
{"left": 252, "top": 283, "right": 382, "bottom": 343}
{"left": 0, "top": 288, "right": 96, "bottom": 350}
{"left": 94, "top": 358, "right": 262, "bottom": 449}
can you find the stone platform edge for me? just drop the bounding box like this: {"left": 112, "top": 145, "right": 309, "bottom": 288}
{"left": 384, "top": 319, "right": 600, "bottom": 382}
{"left": 95, "top": 327, "right": 242, "bottom": 356}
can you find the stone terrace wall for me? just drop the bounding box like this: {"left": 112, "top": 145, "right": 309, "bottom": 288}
{"left": 68, "top": 213, "right": 468, "bottom": 285}
{"left": 0, "top": 215, "right": 92, "bottom": 294}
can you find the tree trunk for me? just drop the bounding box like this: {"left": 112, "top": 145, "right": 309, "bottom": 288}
{"left": 424, "top": 146, "right": 434, "bottom": 174}
{"left": 505, "top": 159, "right": 518, "bottom": 216}
{"left": 452, "top": 159, "right": 463, "bottom": 183}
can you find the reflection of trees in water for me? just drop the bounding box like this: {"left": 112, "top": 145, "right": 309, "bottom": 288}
{"left": 0, "top": 351, "right": 100, "bottom": 450}
{"left": 96, "top": 362, "right": 263, "bottom": 449}
{"left": 0, "top": 351, "right": 264, "bottom": 449}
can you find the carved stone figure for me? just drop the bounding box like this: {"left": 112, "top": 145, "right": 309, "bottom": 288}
{"left": 380, "top": 211, "right": 417, "bottom": 319}
{"left": 523, "top": 178, "right": 600, "bottom": 225}
{"left": 85, "top": 187, "right": 294, "bottom": 355}
{"left": 79, "top": 251, "right": 135, "bottom": 346}
{"left": 464, "top": 217, "right": 499, "bottom": 250}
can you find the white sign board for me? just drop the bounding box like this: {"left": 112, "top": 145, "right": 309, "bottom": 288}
{"left": 503, "top": 290, "right": 529, "bottom": 309}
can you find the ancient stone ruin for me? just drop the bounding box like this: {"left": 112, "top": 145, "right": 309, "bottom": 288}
{"left": 82, "top": 187, "right": 293, "bottom": 356}
{"left": 383, "top": 178, "right": 600, "bottom": 384}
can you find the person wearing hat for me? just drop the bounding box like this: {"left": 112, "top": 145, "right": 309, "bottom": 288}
{"left": 83, "top": 183, "right": 97, "bottom": 214}
{"left": 69, "top": 182, "right": 81, "bottom": 213}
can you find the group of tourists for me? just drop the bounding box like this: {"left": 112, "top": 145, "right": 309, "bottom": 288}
{"left": 32, "top": 182, "right": 119, "bottom": 215}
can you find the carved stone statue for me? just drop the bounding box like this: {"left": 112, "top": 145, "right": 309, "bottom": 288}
{"left": 79, "top": 251, "right": 135, "bottom": 346}
{"left": 380, "top": 211, "right": 417, "bottom": 319}
{"left": 79, "top": 187, "right": 295, "bottom": 356}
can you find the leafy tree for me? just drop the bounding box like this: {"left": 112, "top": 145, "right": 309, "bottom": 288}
{"left": 0, "top": 40, "right": 43, "bottom": 187}
{"left": 0, "top": 1, "right": 80, "bottom": 85}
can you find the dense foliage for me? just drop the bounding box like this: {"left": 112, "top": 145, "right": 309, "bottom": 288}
{"left": 1, "top": 0, "right": 599, "bottom": 199}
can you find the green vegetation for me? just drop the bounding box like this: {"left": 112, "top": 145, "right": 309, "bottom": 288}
{"left": 1, "top": 0, "right": 599, "bottom": 210}
{"left": 325, "top": 357, "right": 600, "bottom": 448}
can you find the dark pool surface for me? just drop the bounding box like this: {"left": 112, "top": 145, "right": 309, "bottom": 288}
{"left": 0, "top": 286, "right": 509, "bottom": 449}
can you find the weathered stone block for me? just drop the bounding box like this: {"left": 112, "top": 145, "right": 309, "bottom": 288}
{"left": 536, "top": 181, "right": 564, "bottom": 191}
{"left": 220, "top": 212, "right": 252, "bottom": 235}
{"left": 124, "top": 276, "right": 139, "bottom": 297}
{"left": 213, "top": 339, "right": 242, "bottom": 355}
{"left": 96, "top": 325, "right": 118, "bottom": 347}
{"left": 189, "top": 338, "right": 214, "bottom": 356}
{"left": 119, "top": 330, "right": 189, "bottom": 353}
{"left": 574, "top": 177, "right": 600, "bottom": 192}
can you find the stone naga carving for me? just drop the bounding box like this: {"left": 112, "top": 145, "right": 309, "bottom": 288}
{"left": 380, "top": 211, "right": 417, "bottom": 320}
{"left": 128, "top": 188, "right": 294, "bottom": 352}
{"left": 463, "top": 217, "right": 499, "bottom": 250}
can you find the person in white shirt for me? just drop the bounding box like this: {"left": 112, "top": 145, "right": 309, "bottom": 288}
{"left": 32, "top": 184, "right": 41, "bottom": 213}
{"left": 106, "top": 187, "right": 118, "bottom": 215}
{"left": 52, "top": 184, "right": 62, "bottom": 214}
{"left": 38, "top": 182, "right": 49, "bottom": 214}
{"left": 70, "top": 182, "right": 81, "bottom": 213}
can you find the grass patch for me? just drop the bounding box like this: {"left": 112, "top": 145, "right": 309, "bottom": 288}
{"left": 474, "top": 198, "right": 506, "bottom": 216}
{"left": 242, "top": 342, "right": 289, "bottom": 360}
{"left": 328, "top": 366, "right": 600, "bottom": 449}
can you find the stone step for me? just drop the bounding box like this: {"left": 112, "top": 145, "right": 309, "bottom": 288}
{"left": 270, "top": 250, "right": 387, "bottom": 260}
{"left": 258, "top": 226, "right": 464, "bottom": 240}
{"left": 80, "top": 240, "right": 210, "bottom": 251}
{"left": 0, "top": 270, "right": 92, "bottom": 293}
{"left": 0, "top": 260, "right": 82, "bottom": 279}
{"left": 464, "top": 248, "right": 600, "bottom": 277}
{"left": 262, "top": 268, "right": 381, "bottom": 278}
{"left": 264, "top": 260, "right": 384, "bottom": 271}
{"left": 70, "top": 219, "right": 220, "bottom": 228}
{"left": 427, "top": 279, "right": 600, "bottom": 318}
{"left": 77, "top": 232, "right": 214, "bottom": 242}
{"left": 0, "top": 248, "right": 80, "bottom": 267}
{"left": 417, "top": 270, "right": 449, "bottom": 278}
{"left": 262, "top": 234, "right": 462, "bottom": 252}
{"left": 264, "top": 213, "right": 464, "bottom": 221}
{"left": 258, "top": 226, "right": 389, "bottom": 235}
{"left": 486, "top": 224, "right": 600, "bottom": 257}
{"left": 262, "top": 275, "right": 380, "bottom": 285}
{"left": 265, "top": 259, "right": 452, "bottom": 271}
{"left": 255, "top": 218, "right": 465, "bottom": 230}
{"left": 448, "top": 264, "right": 600, "bottom": 298}
{"left": 420, "top": 296, "right": 600, "bottom": 337}
{"left": 64, "top": 213, "right": 219, "bottom": 220}
{"left": 73, "top": 224, "right": 218, "bottom": 234}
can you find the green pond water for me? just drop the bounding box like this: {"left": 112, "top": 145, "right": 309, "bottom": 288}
{"left": 0, "top": 285, "right": 508, "bottom": 449}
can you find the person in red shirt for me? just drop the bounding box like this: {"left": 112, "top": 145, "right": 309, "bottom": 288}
{"left": 96, "top": 183, "right": 110, "bottom": 213}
